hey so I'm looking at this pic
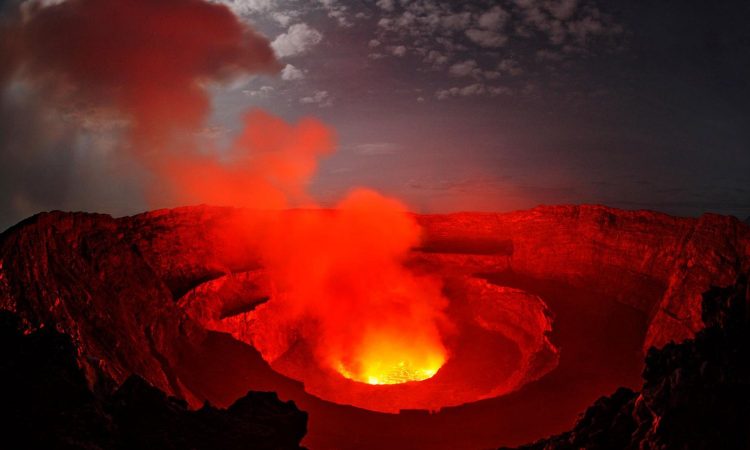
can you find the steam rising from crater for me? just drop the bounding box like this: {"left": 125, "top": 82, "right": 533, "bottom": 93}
{"left": 255, "top": 190, "right": 451, "bottom": 384}
{"left": 0, "top": 0, "right": 451, "bottom": 384}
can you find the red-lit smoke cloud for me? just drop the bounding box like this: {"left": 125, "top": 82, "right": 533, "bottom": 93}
{"left": 160, "top": 110, "right": 335, "bottom": 209}
{"left": 250, "top": 190, "right": 451, "bottom": 384}
{"left": 15, "top": 0, "right": 279, "bottom": 143}
{"left": 1, "top": 0, "right": 451, "bottom": 383}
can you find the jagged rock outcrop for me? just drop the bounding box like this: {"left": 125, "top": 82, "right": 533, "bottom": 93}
{"left": 501, "top": 275, "right": 750, "bottom": 450}
{"left": 0, "top": 205, "right": 748, "bottom": 411}
{"left": 0, "top": 212, "right": 207, "bottom": 402}
{"left": 0, "top": 310, "right": 307, "bottom": 450}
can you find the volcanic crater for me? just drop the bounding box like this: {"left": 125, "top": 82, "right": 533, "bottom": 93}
{"left": 180, "top": 269, "right": 559, "bottom": 412}
{"left": 1, "top": 204, "right": 749, "bottom": 449}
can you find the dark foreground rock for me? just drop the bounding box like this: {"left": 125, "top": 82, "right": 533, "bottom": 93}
{"left": 502, "top": 275, "right": 750, "bottom": 450}
{"left": 0, "top": 310, "right": 307, "bottom": 450}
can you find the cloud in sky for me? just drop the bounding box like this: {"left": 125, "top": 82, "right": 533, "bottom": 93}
{"left": 478, "top": 5, "right": 510, "bottom": 29}
{"left": 448, "top": 59, "right": 479, "bottom": 77}
{"left": 212, "top": 0, "right": 276, "bottom": 15}
{"left": 391, "top": 45, "right": 407, "bottom": 57}
{"left": 281, "top": 63, "right": 305, "bottom": 80}
{"left": 376, "top": 0, "right": 395, "bottom": 12}
{"left": 271, "top": 23, "right": 323, "bottom": 58}
{"left": 300, "top": 90, "right": 333, "bottom": 107}
{"left": 435, "top": 83, "right": 512, "bottom": 100}
{"left": 353, "top": 142, "right": 401, "bottom": 156}
{"left": 465, "top": 28, "right": 508, "bottom": 48}
{"left": 497, "top": 58, "right": 523, "bottom": 75}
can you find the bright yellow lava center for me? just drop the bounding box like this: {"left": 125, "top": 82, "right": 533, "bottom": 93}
{"left": 334, "top": 337, "right": 446, "bottom": 384}
{"left": 337, "top": 360, "right": 441, "bottom": 385}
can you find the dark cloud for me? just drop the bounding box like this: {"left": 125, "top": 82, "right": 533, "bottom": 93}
{"left": 15, "top": 0, "right": 278, "bottom": 140}
{"left": 0, "top": 86, "right": 77, "bottom": 224}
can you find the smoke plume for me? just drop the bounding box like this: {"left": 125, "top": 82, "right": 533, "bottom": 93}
{"left": 0, "top": 0, "right": 451, "bottom": 383}
{"left": 15, "top": 0, "right": 279, "bottom": 142}
{"left": 251, "top": 189, "right": 451, "bottom": 383}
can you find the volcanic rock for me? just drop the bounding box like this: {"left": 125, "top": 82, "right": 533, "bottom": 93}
{"left": 0, "top": 310, "right": 307, "bottom": 450}
{"left": 177, "top": 269, "right": 271, "bottom": 328}
{"left": 0, "top": 211, "right": 207, "bottom": 402}
{"left": 501, "top": 274, "right": 750, "bottom": 450}
{"left": 1, "top": 204, "right": 748, "bottom": 412}
{"left": 416, "top": 207, "right": 750, "bottom": 350}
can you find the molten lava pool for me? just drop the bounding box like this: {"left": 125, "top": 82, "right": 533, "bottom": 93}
{"left": 335, "top": 357, "right": 442, "bottom": 385}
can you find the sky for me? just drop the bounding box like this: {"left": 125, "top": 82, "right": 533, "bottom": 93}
{"left": 1, "top": 0, "right": 749, "bottom": 230}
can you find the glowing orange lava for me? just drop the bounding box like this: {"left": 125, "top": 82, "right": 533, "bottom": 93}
{"left": 334, "top": 331, "right": 447, "bottom": 385}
